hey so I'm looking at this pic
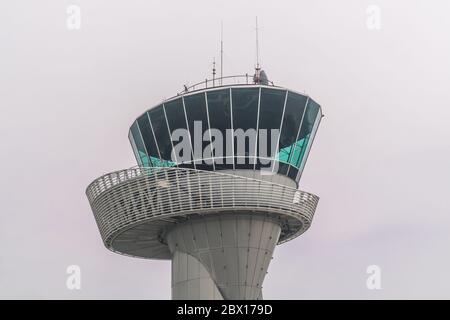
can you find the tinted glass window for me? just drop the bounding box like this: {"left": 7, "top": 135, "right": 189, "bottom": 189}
{"left": 148, "top": 106, "right": 175, "bottom": 166}
{"left": 137, "top": 112, "right": 160, "bottom": 166}
{"left": 291, "top": 99, "right": 320, "bottom": 168}
{"left": 297, "top": 100, "right": 321, "bottom": 175}
{"left": 275, "top": 162, "right": 289, "bottom": 175}
{"left": 130, "top": 88, "right": 320, "bottom": 184}
{"left": 164, "top": 98, "right": 190, "bottom": 165}
{"left": 289, "top": 138, "right": 307, "bottom": 168}
{"left": 277, "top": 92, "right": 308, "bottom": 164}
{"left": 128, "top": 129, "right": 142, "bottom": 166}
{"left": 207, "top": 89, "right": 233, "bottom": 169}
{"left": 184, "top": 93, "right": 210, "bottom": 164}
{"left": 231, "top": 88, "right": 259, "bottom": 166}
{"left": 288, "top": 166, "right": 299, "bottom": 180}
{"left": 130, "top": 121, "right": 151, "bottom": 167}
{"left": 257, "top": 88, "right": 286, "bottom": 168}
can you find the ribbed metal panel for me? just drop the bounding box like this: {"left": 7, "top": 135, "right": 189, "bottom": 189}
{"left": 86, "top": 167, "right": 319, "bottom": 260}
{"left": 167, "top": 214, "right": 280, "bottom": 300}
{"left": 171, "top": 251, "right": 224, "bottom": 300}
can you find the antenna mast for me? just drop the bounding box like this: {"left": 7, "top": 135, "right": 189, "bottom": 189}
{"left": 220, "top": 21, "right": 224, "bottom": 85}
{"left": 254, "top": 16, "right": 261, "bottom": 84}
{"left": 256, "top": 16, "right": 260, "bottom": 70}
{"left": 212, "top": 57, "right": 216, "bottom": 86}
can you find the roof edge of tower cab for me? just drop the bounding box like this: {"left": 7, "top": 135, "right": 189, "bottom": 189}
{"left": 130, "top": 80, "right": 322, "bottom": 135}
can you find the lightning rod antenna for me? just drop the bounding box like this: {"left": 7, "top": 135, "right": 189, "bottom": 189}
{"left": 212, "top": 57, "right": 216, "bottom": 86}
{"left": 253, "top": 16, "right": 261, "bottom": 84}
{"left": 256, "top": 16, "right": 260, "bottom": 70}
{"left": 220, "top": 21, "right": 224, "bottom": 85}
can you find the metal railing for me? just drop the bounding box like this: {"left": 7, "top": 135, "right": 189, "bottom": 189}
{"left": 177, "top": 74, "right": 275, "bottom": 95}
{"left": 86, "top": 167, "right": 319, "bottom": 257}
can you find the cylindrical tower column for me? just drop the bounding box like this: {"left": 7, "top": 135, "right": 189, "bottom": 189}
{"left": 171, "top": 251, "right": 223, "bottom": 300}
{"left": 166, "top": 213, "right": 281, "bottom": 300}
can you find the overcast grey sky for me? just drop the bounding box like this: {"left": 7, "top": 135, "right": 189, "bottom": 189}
{"left": 1, "top": 0, "right": 450, "bottom": 299}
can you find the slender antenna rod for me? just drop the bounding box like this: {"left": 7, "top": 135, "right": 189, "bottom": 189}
{"left": 253, "top": 16, "right": 261, "bottom": 84}
{"left": 220, "top": 21, "right": 224, "bottom": 85}
{"left": 212, "top": 57, "right": 216, "bottom": 86}
{"left": 256, "top": 16, "right": 260, "bottom": 69}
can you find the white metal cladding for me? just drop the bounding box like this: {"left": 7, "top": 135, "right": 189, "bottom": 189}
{"left": 171, "top": 251, "right": 225, "bottom": 300}
{"left": 167, "top": 214, "right": 280, "bottom": 300}
{"left": 86, "top": 167, "right": 319, "bottom": 260}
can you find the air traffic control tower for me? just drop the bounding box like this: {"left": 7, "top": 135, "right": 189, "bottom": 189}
{"left": 86, "top": 69, "right": 322, "bottom": 300}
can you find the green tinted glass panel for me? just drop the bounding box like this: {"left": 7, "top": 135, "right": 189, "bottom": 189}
{"left": 293, "top": 99, "right": 319, "bottom": 168}
{"left": 298, "top": 101, "right": 322, "bottom": 176}
{"left": 277, "top": 92, "right": 308, "bottom": 163}
{"left": 277, "top": 145, "right": 291, "bottom": 163}
{"left": 130, "top": 122, "right": 151, "bottom": 167}
{"left": 289, "top": 137, "right": 306, "bottom": 167}
{"left": 129, "top": 130, "right": 143, "bottom": 166}
{"left": 138, "top": 150, "right": 151, "bottom": 167}
{"left": 137, "top": 113, "right": 159, "bottom": 166}
{"left": 297, "top": 135, "right": 310, "bottom": 167}
{"left": 150, "top": 157, "right": 172, "bottom": 167}
{"left": 279, "top": 92, "right": 308, "bottom": 148}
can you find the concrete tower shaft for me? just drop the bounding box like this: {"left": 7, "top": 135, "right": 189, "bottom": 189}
{"left": 171, "top": 251, "right": 225, "bottom": 300}
{"left": 166, "top": 214, "right": 281, "bottom": 300}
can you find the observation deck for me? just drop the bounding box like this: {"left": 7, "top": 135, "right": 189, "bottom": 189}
{"left": 86, "top": 71, "right": 322, "bottom": 299}
{"left": 86, "top": 166, "right": 319, "bottom": 260}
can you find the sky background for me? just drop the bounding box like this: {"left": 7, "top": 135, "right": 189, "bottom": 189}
{"left": 1, "top": 0, "right": 450, "bottom": 299}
